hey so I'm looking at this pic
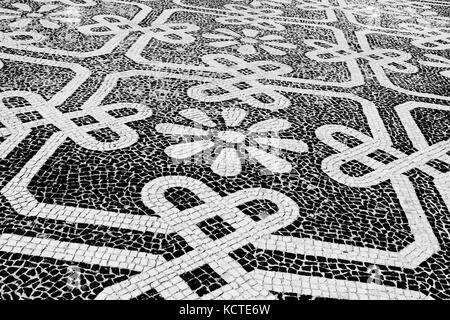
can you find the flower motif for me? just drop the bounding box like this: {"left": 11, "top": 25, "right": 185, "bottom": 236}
{"left": 203, "top": 28, "right": 296, "bottom": 55}
{"left": 0, "top": 3, "right": 80, "bottom": 30}
{"left": 155, "top": 108, "right": 308, "bottom": 177}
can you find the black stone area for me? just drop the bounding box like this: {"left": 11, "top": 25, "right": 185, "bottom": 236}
{"left": 179, "top": 264, "right": 228, "bottom": 297}
{"left": 238, "top": 199, "right": 279, "bottom": 222}
{"left": 0, "top": 251, "right": 138, "bottom": 300}
{"left": 0, "top": 0, "right": 449, "bottom": 301}
{"left": 132, "top": 289, "right": 165, "bottom": 301}
{"left": 197, "top": 215, "right": 236, "bottom": 240}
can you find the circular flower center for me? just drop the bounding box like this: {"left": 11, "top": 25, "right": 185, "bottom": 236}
{"left": 241, "top": 37, "right": 258, "bottom": 44}
{"left": 217, "top": 130, "right": 246, "bottom": 144}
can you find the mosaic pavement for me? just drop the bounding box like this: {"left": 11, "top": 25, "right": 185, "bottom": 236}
{"left": 0, "top": 0, "right": 449, "bottom": 300}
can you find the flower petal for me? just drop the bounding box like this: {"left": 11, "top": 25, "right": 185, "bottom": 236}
{"left": 254, "top": 138, "right": 308, "bottom": 153}
{"left": 11, "top": 3, "right": 31, "bottom": 12}
{"left": 422, "top": 10, "right": 437, "bottom": 16}
{"left": 9, "top": 18, "right": 31, "bottom": 29}
{"left": 246, "top": 146, "right": 292, "bottom": 173}
{"left": 38, "top": 4, "right": 60, "bottom": 13}
{"left": 248, "top": 118, "right": 291, "bottom": 133}
{"left": 221, "top": 107, "right": 247, "bottom": 127}
{"left": 155, "top": 123, "right": 209, "bottom": 136}
{"left": 49, "top": 6, "right": 80, "bottom": 18}
{"left": 179, "top": 108, "right": 216, "bottom": 127}
{"left": 165, "top": 140, "right": 214, "bottom": 159}
{"left": 259, "top": 44, "right": 286, "bottom": 55}
{"left": 39, "top": 18, "right": 60, "bottom": 29}
{"left": 50, "top": 16, "right": 81, "bottom": 24}
{"left": 259, "top": 34, "right": 284, "bottom": 41}
{"left": 0, "top": 14, "right": 19, "bottom": 21}
{"left": 215, "top": 28, "right": 240, "bottom": 37}
{"left": 237, "top": 44, "right": 257, "bottom": 55}
{"left": 0, "top": 8, "right": 21, "bottom": 18}
{"left": 211, "top": 147, "right": 242, "bottom": 176}
{"left": 203, "top": 33, "right": 235, "bottom": 40}
{"left": 242, "top": 28, "right": 259, "bottom": 38}
{"left": 250, "top": 1, "right": 263, "bottom": 7}
{"left": 209, "top": 40, "right": 239, "bottom": 48}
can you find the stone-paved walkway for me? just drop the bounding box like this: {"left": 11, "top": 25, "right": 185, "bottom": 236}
{"left": 0, "top": 0, "right": 449, "bottom": 300}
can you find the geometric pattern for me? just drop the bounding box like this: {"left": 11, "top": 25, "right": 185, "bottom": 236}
{"left": 0, "top": 0, "right": 449, "bottom": 300}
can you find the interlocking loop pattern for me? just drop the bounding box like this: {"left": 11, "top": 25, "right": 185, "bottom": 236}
{"left": 316, "top": 124, "right": 450, "bottom": 188}
{"left": 305, "top": 39, "right": 418, "bottom": 74}
{"left": 188, "top": 54, "right": 292, "bottom": 110}
{"left": 97, "top": 175, "right": 299, "bottom": 299}
{"left": 78, "top": 14, "right": 199, "bottom": 44}
{"left": 217, "top": 4, "right": 285, "bottom": 31}
{"left": 0, "top": 91, "right": 152, "bottom": 155}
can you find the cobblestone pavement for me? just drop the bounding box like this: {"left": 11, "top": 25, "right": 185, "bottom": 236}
{"left": 0, "top": 0, "right": 449, "bottom": 300}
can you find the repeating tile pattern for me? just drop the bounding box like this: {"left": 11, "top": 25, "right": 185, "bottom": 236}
{"left": 0, "top": 0, "right": 449, "bottom": 300}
